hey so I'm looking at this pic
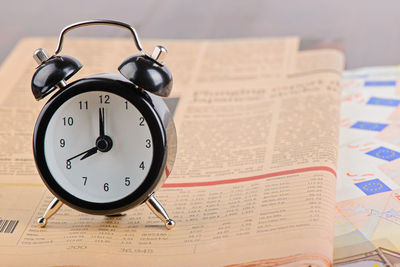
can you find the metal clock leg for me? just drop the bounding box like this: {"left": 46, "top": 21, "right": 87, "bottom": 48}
{"left": 37, "top": 197, "right": 63, "bottom": 228}
{"left": 145, "top": 193, "right": 175, "bottom": 230}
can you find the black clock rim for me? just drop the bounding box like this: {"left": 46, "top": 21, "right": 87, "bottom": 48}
{"left": 33, "top": 76, "right": 167, "bottom": 215}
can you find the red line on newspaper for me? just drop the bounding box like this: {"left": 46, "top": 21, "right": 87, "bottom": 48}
{"left": 163, "top": 166, "right": 336, "bottom": 188}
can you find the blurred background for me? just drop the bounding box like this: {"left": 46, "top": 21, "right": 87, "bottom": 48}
{"left": 1, "top": 0, "right": 399, "bottom": 69}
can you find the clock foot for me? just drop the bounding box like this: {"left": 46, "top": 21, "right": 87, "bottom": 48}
{"left": 106, "top": 213, "right": 126, "bottom": 217}
{"left": 37, "top": 197, "right": 63, "bottom": 228}
{"left": 145, "top": 193, "right": 175, "bottom": 230}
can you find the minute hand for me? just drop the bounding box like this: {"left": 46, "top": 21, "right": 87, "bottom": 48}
{"left": 99, "top": 107, "right": 105, "bottom": 137}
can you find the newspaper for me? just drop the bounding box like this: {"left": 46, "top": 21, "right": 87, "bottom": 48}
{"left": 0, "top": 37, "right": 343, "bottom": 266}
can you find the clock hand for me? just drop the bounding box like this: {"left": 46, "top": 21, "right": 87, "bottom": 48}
{"left": 67, "top": 106, "right": 112, "bottom": 163}
{"left": 80, "top": 146, "right": 98, "bottom": 160}
{"left": 99, "top": 107, "right": 105, "bottom": 137}
{"left": 71, "top": 108, "right": 107, "bottom": 162}
{"left": 96, "top": 107, "right": 113, "bottom": 153}
{"left": 67, "top": 108, "right": 112, "bottom": 163}
{"left": 67, "top": 146, "right": 97, "bottom": 162}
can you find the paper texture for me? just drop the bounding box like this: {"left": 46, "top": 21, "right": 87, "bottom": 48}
{"left": 0, "top": 37, "right": 343, "bottom": 266}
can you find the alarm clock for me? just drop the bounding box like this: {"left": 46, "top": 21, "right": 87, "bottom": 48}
{"left": 31, "top": 20, "right": 177, "bottom": 229}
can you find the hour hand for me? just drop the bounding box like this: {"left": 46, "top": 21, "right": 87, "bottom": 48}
{"left": 67, "top": 146, "right": 97, "bottom": 162}
{"left": 80, "top": 147, "right": 98, "bottom": 160}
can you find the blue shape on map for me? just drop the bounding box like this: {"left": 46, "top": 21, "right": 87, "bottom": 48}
{"left": 355, "top": 178, "right": 391, "bottom": 196}
{"left": 364, "top": 80, "right": 396, "bottom": 87}
{"left": 350, "top": 121, "right": 388, "bottom": 131}
{"left": 366, "top": 146, "right": 400, "bottom": 161}
{"left": 367, "top": 97, "right": 400, "bottom": 107}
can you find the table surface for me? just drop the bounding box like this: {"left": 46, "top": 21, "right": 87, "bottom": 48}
{"left": 0, "top": 2, "right": 393, "bottom": 265}
{"left": 1, "top": 0, "right": 400, "bottom": 69}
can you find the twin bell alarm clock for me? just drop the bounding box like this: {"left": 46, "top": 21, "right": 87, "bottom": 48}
{"left": 30, "top": 20, "right": 177, "bottom": 229}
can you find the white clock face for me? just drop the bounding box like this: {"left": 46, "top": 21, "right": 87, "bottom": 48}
{"left": 44, "top": 91, "right": 154, "bottom": 203}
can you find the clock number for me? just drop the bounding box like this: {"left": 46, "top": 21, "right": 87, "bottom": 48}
{"left": 66, "top": 160, "right": 71, "bottom": 169}
{"left": 125, "top": 101, "right": 129, "bottom": 110}
{"left": 104, "top": 183, "right": 109, "bottom": 192}
{"left": 125, "top": 177, "right": 130, "bottom": 186}
{"left": 146, "top": 139, "right": 151, "bottom": 148}
{"left": 63, "top": 117, "right": 74, "bottom": 126}
{"left": 82, "top": 176, "right": 87, "bottom": 186}
{"left": 139, "top": 161, "right": 145, "bottom": 170}
{"left": 60, "top": 139, "right": 65, "bottom": 147}
{"left": 79, "top": 101, "right": 88, "bottom": 110}
{"left": 139, "top": 117, "right": 145, "bottom": 126}
{"left": 99, "top": 95, "right": 110, "bottom": 104}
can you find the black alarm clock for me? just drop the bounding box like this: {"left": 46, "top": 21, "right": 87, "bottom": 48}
{"left": 31, "top": 20, "right": 177, "bottom": 229}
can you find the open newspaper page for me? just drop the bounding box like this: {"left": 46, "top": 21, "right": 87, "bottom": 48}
{"left": 0, "top": 37, "right": 342, "bottom": 266}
